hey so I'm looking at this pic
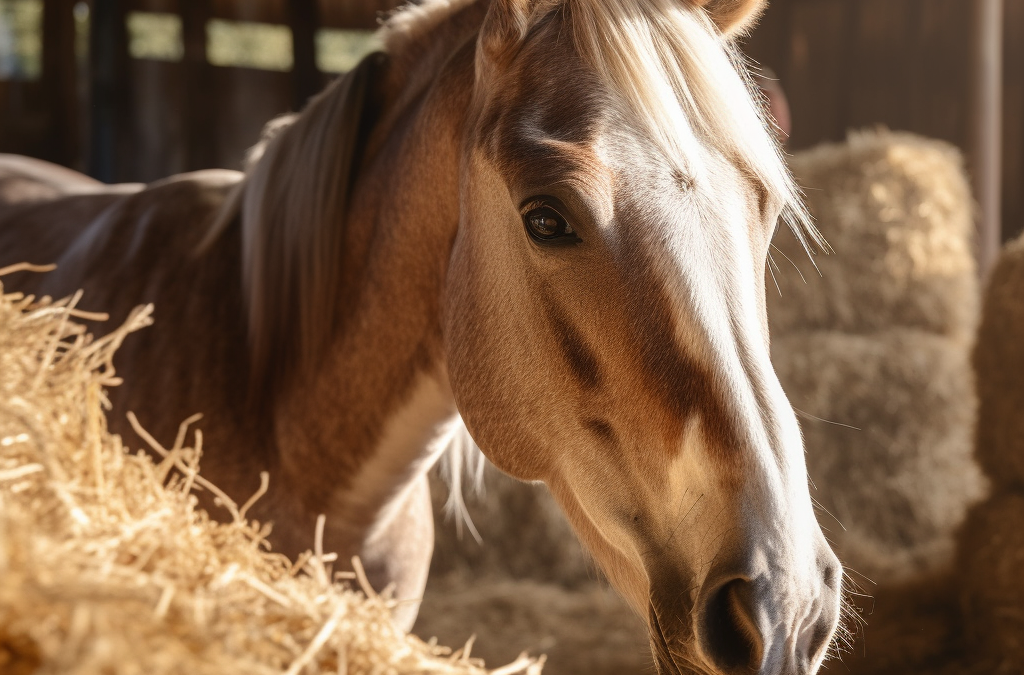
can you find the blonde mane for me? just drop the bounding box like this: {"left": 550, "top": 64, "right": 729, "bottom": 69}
{"left": 223, "top": 52, "right": 383, "bottom": 394}
{"left": 562, "top": 0, "right": 821, "bottom": 251}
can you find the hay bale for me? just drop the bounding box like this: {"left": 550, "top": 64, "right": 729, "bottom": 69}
{"left": 949, "top": 232, "right": 1024, "bottom": 673}
{"left": 769, "top": 130, "right": 977, "bottom": 340}
{"left": 0, "top": 266, "right": 541, "bottom": 675}
{"left": 765, "top": 130, "right": 986, "bottom": 675}
{"left": 772, "top": 329, "right": 985, "bottom": 584}
{"left": 956, "top": 492, "right": 1024, "bottom": 671}
{"left": 972, "top": 232, "right": 1024, "bottom": 489}
{"left": 766, "top": 129, "right": 985, "bottom": 588}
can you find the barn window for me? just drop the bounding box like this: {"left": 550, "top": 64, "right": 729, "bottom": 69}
{"left": 73, "top": 1, "right": 88, "bottom": 63}
{"left": 0, "top": 0, "right": 41, "bottom": 80}
{"left": 315, "top": 29, "right": 377, "bottom": 74}
{"left": 0, "top": 3, "right": 381, "bottom": 76}
{"left": 126, "top": 11, "right": 183, "bottom": 62}
{"left": 207, "top": 19, "right": 292, "bottom": 71}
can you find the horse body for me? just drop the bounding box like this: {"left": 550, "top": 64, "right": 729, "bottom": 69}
{"left": 0, "top": 158, "right": 449, "bottom": 621}
{"left": 0, "top": 1, "right": 842, "bottom": 672}
{"left": 0, "top": 166, "right": 259, "bottom": 502}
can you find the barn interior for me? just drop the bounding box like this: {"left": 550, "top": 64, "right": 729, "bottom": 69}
{"left": 0, "top": 1, "right": 1022, "bottom": 674}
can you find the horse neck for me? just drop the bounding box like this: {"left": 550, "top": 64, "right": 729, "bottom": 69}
{"left": 268, "top": 24, "right": 479, "bottom": 553}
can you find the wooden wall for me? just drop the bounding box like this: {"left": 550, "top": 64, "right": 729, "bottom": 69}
{"left": 0, "top": 0, "right": 80, "bottom": 169}
{"left": 0, "top": 0, "right": 405, "bottom": 183}
{"left": 0, "top": 0, "right": 1020, "bottom": 240}
{"left": 105, "top": 0, "right": 408, "bottom": 181}
{"left": 93, "top": 0, "right": 370, "bottom": 182}
{"left": 743, "top": 0, "right": 1024, "bottom": 242}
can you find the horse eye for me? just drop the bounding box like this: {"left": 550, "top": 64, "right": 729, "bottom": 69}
{"left": 523, "top": 205, "right": 576, "bottom": 243}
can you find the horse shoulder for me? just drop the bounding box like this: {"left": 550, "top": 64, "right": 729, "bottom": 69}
{"left": 1, "top": 168, "right": 240, "bottom": 291}
{"left": 50, "top": 169, "right": 258, "bottom": 481}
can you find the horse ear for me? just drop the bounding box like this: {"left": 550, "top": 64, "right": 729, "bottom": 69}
{"left": 479, "top": 0, "right": 536, "bottom": 61}
{"left": 690, "top": 0, "right": 767, "bottom": 37}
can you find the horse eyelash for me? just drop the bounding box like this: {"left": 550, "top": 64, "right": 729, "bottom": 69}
{"left": 520, "top": 198, "right": 550, "bottom": 213}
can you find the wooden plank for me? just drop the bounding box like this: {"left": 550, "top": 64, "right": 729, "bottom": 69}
{"left": 289, "top": 0, "right": 322, "bottom": 110}
{"left": 126, "top": 0, "right": 178, "bottom": 13}
{"left": 907, "top": 0, "right": 971, "bottom": 147}
{"left": 845, "top": 0, "right": 917, "bottom": 136}
{"left": 0, "top": 81, "right": 51, "bottom": 158}
{"left": 1003, "top": 0, "right": 1024, "bottom": 242}
{"left": 41, "top": 0, "right": 80, "bottom": 169}
{"left": 89, "top": 0, "right": 132, "bottom": 181}
{"left": 211, "top": 0, "right": 287, "bottom": 23}
{"left": 780, "top": 0, "right": 849, "bottom": 150}
{"left": 127, "top": 59, "right": 187, "bottom": 181}
{"left": 319, "top": 0, "right": 403, "bottom": 30}
{"left": 211, "top": 67, "right": 292, "bottom": 170}
{"left": 969, "top": 0, "right": 1004, "bottom": 274}
{"left": 194, "top": 0, "right": 402, "bottom": 28}
{"left": 181, "top": 0, "right": 216, "bottom": 170}
{"left": 131, "top": 0, "right": 400, "bottom": 27}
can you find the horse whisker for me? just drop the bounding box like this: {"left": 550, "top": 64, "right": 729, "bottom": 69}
{"left": 794, "top": 407, "right": 862, "bottom": 431}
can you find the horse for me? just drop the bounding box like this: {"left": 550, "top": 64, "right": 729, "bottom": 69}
{"left": 0, "top": 0, "right": 843, "bottom": 672}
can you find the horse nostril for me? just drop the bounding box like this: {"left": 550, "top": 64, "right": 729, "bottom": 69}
{"left": 700, "top": 578, "right": 765, "bottom": 673}
{"left": 821, "top": 555, "right": 842, "bottom": 594}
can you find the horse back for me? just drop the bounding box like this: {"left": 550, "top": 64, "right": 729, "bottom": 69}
{"left": 0, "top": 154, "right": 143, "bottom": 205}
{"left": 0, "top": 161, "right": 242, "bottom": 303}
{"left": 0, "top": 161, "right": 261, "bottom": 476}
{"left": 1, "top": 165, "right": 134, "bottom": 278}
{"left": 0, "top": 159, "right": 245, "bottom": 344}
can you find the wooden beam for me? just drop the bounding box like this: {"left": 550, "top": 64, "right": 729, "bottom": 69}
{"left": 289, "top": 0, "right": 321, "bottom": 110}
{"left": 89, "top": 0, "right": 131, "bottom": 181}
{"left": 321, "top": 0, "right": 403, "bottom": 30}
{"left": 971, "top": 0, "right": 1004, "bottom": 275}
{"left": 41, "top": 0, "right": 79, "bottom": 169}
{"left": 181, "top": 0, "right": 216, "bottom": 170}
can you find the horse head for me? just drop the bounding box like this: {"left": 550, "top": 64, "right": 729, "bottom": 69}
{"left": 442, "top": 1, "right": 842, "bottom": 672}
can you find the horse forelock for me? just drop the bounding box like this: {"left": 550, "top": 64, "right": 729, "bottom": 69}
{"left": 473, "top": 0, "right": 820, "bottom": 255}
{"left": 573, "top": 0, "right": 819, "bottom": 247}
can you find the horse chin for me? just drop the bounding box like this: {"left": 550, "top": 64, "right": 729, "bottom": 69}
{"left": 648, "top": 602, "right": 704, "bottom": 675}
{"left": 653, "top": 658, "right": 705, "bottom": 675}
{"left": 651, "top": 642, "right": 708, "bottom": 675}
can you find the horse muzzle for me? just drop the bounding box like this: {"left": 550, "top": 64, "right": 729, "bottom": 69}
{"left": 648, "top": 549, "right": 843, "bottom": 675}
